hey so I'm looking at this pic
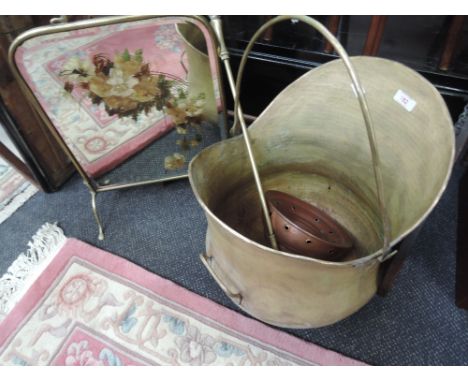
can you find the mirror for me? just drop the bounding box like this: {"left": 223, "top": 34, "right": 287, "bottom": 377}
{"left": 10, "top": 16, "right": 226, "bottom": 190}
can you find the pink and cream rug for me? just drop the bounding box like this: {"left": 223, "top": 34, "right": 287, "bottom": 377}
{"left": 0, "top": 223, "right": 365, "bottom": 366}
{"left": 0, "top": 156, "right": 37, "bottom": 225}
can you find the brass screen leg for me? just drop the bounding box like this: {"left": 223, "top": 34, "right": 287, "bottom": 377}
{"left": 86, "top": 185, "right": 104, "bottom": 241}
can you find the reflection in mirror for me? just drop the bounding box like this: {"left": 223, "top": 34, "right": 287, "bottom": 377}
{"left": 13, "top": 16, "right": 225, "bottom": 189}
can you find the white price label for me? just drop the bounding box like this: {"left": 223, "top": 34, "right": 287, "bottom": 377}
{"left": 393, "top": 89, "right": 417, "bottom": 112}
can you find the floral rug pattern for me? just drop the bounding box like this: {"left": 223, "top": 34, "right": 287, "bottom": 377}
{"left": 0, "top": 157, "right": 37, "bottom": 224}
{"left": 0, "top": 231, "right": 364, "bottom": 366}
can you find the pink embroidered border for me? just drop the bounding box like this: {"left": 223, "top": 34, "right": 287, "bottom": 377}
{"left": 0, "top": 238, "right": 365, "bottom": 366}
{"left": 51, "top": 326, "right": 148, "bottom": 366}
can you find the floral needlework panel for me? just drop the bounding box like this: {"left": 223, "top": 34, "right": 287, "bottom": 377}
{"left": 14, "top": 18, "right": 215, "bottom": 177}
{"left": 0, "top": 258, "right": 312, "bottom": 366}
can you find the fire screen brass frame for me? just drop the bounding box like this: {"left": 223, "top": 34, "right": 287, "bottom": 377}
{"left": 8, "top": 15, "right": 227, "bottom": 240}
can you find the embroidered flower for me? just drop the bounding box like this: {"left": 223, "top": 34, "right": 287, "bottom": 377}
{"left": 56, "top": 273, "right": 107, "bottom": 317}
{"left": 113, "top": 50, "right": 142, "bottom": 77}
{"left": 176, "top": 126, "right": 188, "bottom": 135}
{"left": 175, "top": 325, "right": 216, "bottom": 365}
{"left": 59, "top": 275, "right": 93, "bottom": 307}
{"left": 61, "top": 57, "right": 94, "bottom": 82}
{"left": 185, "top": 97, "right": 205, "bottom": 117}
{"left": 65, "top": 341, "right": 103, "bottom": 366}
{"left": 105, "top": 68, "right": 138, "bottom": 97}
{"left": 131, "top": 75, "right": 161, "bottom": 102}
{"left": 164, "top": 153, "right": 185, "bottom": 171}
{"left": 166, "top": 104, "right": 188, "bottom": 125}
{"left": 88, "top": 74, "right": 112, "bottom": 98}
{"left": 166, "top": 94, "right": 206, "bottom": 126}
{"left": 163, "top": 315, "right": 186, "bottom": 335}
{"left": 214, "top": 342, "right": 245, "bottom": 358}
{"left": 119, "top": 305, "right": 138, "bottom": 334}
{"left": 99, "top": 348, "right": 122, "bottom": 366}
{"left": 102, "top": 96, "right": 138, "bottom": 115}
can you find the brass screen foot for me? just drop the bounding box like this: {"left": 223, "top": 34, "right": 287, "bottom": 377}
{"left": 89, "top": 188, "right": 104, "bottom": 241}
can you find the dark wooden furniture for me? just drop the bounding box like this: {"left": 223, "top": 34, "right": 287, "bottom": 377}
{"left": 439, "top": 16, "right": 465, "bottom": 71}
{"left": 222, "top": 16, "right": 468, "bottom": 119}
{"left": 363, "top": 16, "right": 388, "bottom": 56}
{"left": 0, "top": 16, "right": 76, "bottom": 191}
{"left": 323, "top": 16, "right": 341, "bottom": 54}
{"left": 0, "top": 139, "right": 35, "bottom": 185}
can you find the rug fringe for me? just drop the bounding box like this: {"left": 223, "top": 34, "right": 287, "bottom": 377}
{"left": 0, "top": 184, "right": 38, "bottom": 224}
{"left": 0, "top": 222, "right": 66, "bottom": 321}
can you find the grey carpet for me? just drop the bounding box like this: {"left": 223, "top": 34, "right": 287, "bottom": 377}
{"left": 0, "top": 164, "right": 466, "bottom": 366}
{"left": 95, "top": 120, "right": 224, "bottom": 187}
